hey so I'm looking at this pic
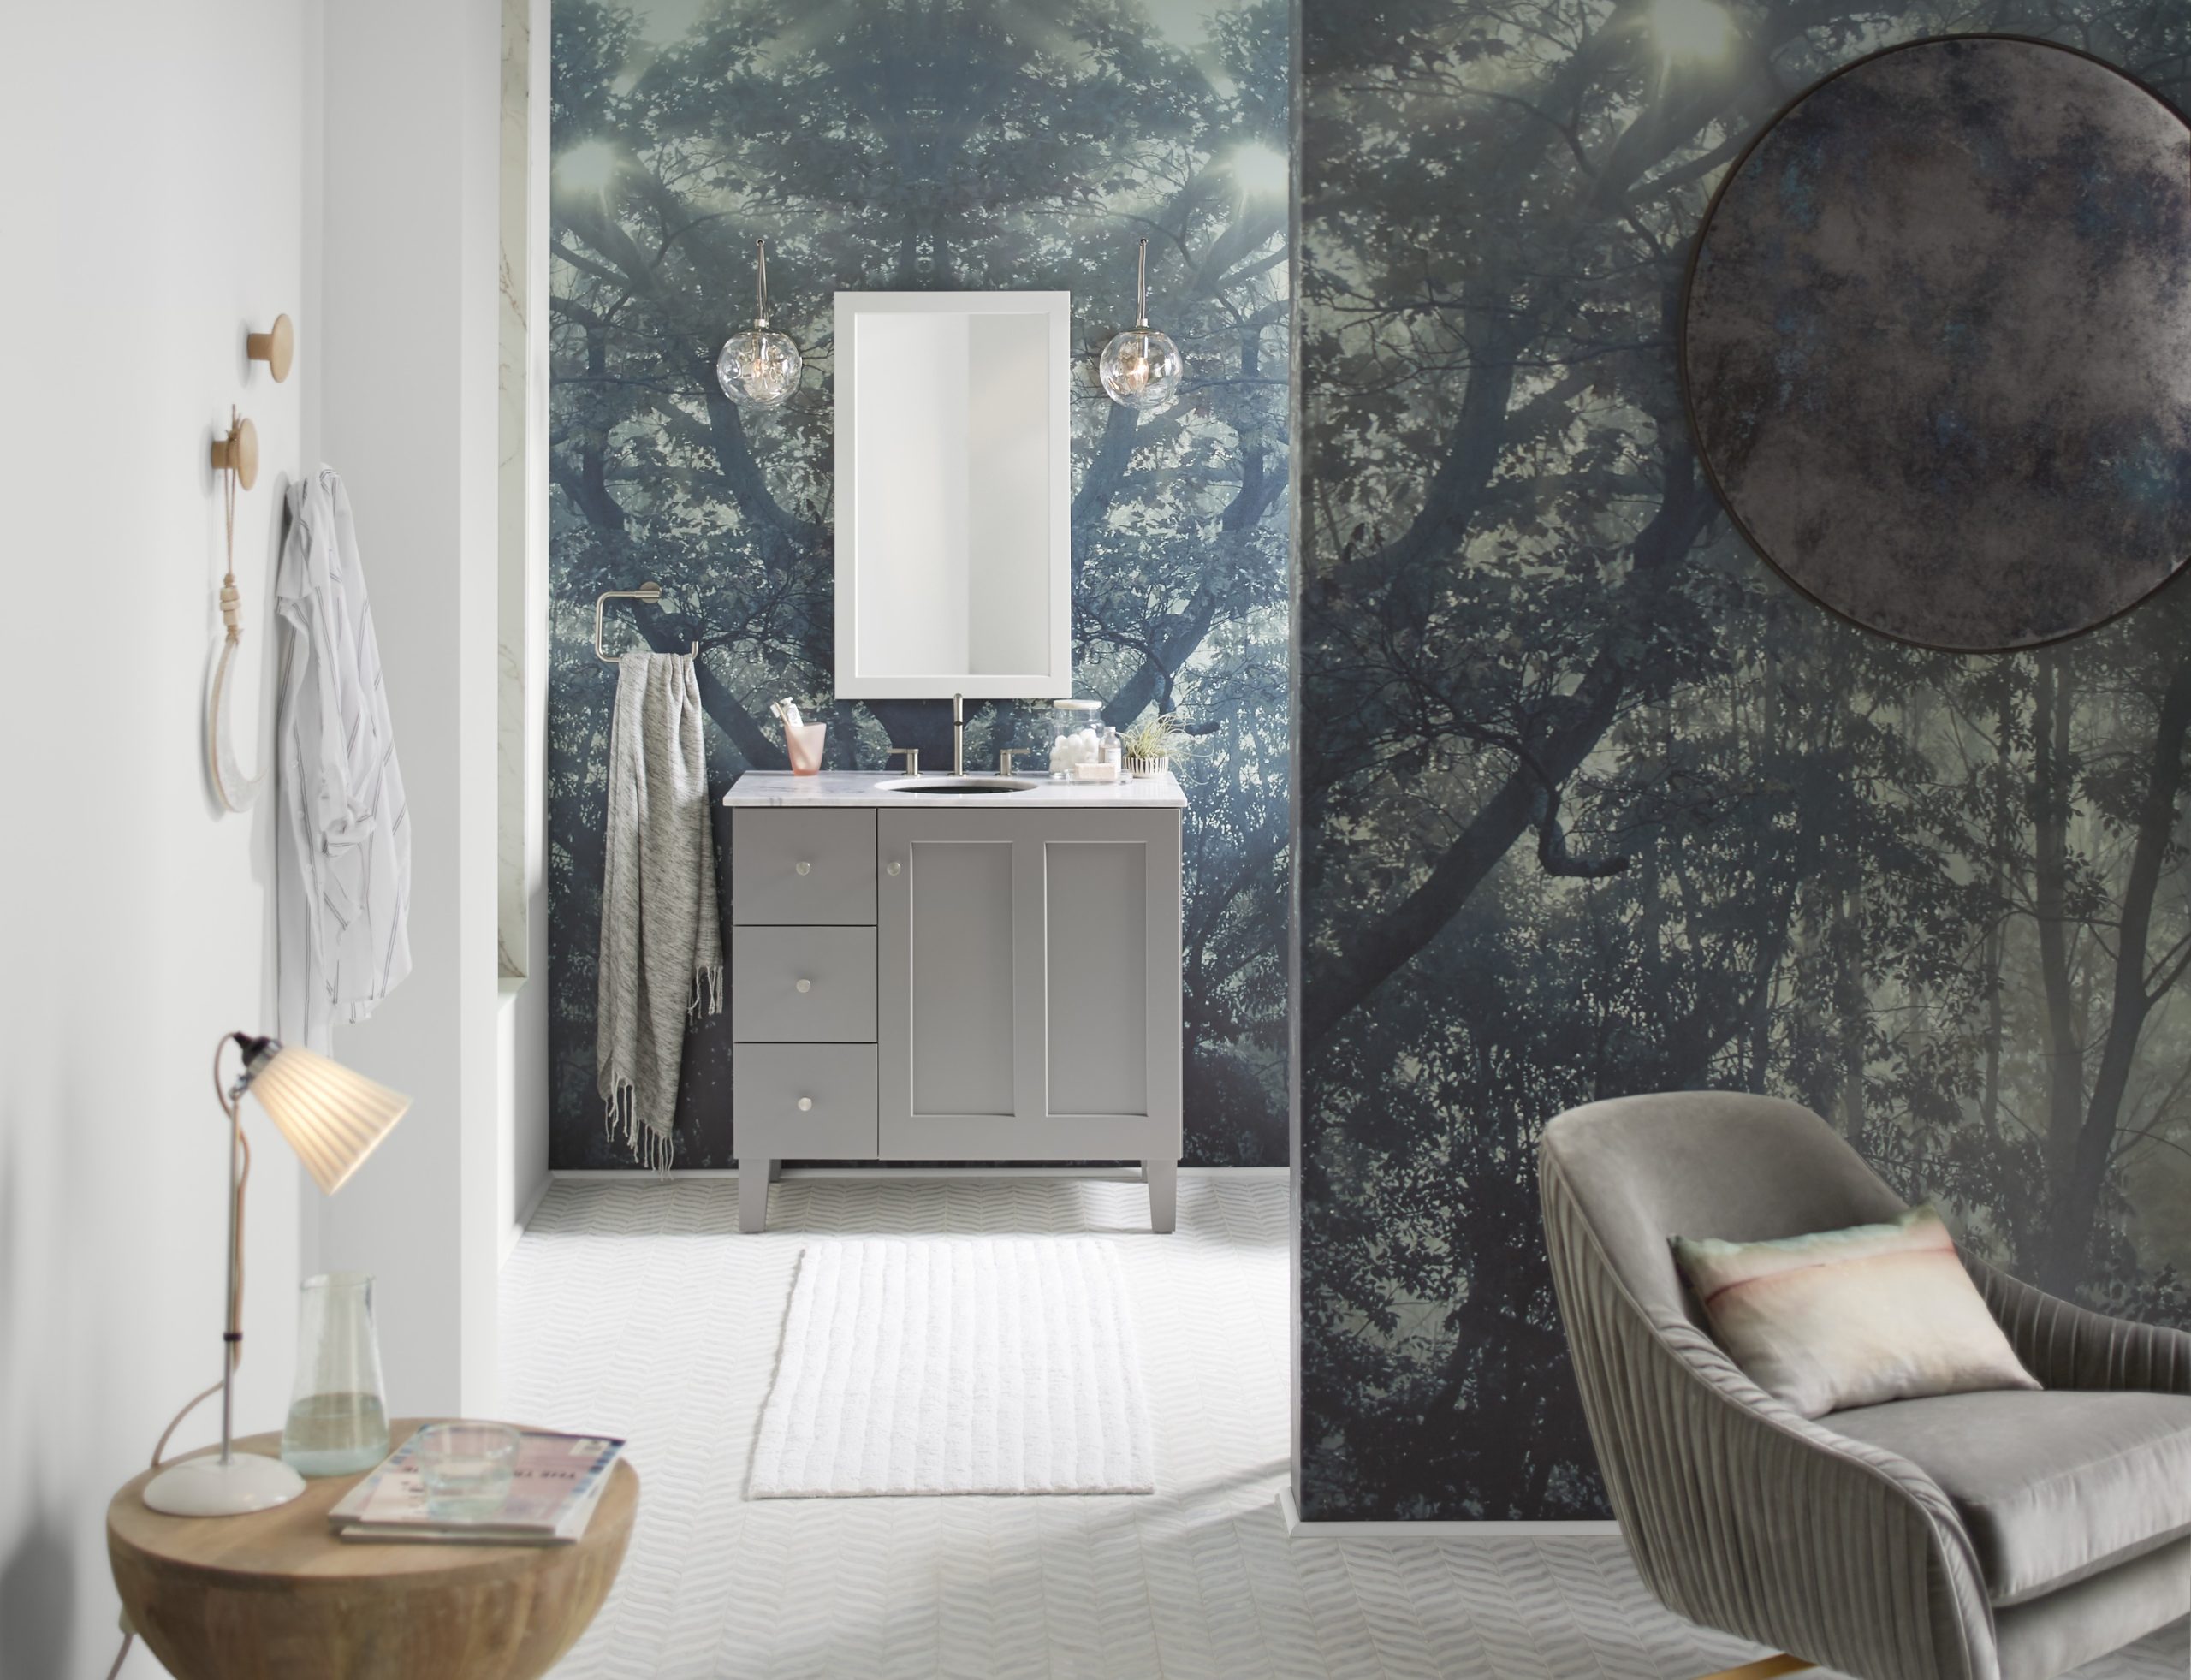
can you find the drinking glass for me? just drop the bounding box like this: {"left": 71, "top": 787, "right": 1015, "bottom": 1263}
{"left": 415, "top": 1422, "right": 522, "bottom": 1521}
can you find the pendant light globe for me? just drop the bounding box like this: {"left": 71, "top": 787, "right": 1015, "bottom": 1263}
{"left": 1099, "top": 238, "right": 1184, "bottom": 412}
{"left": 717, "top": 236, "right": 803, "bottom": 409}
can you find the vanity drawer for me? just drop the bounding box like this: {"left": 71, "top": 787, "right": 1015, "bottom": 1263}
{"left": 733, "top": 926, "right": 877, "bottom": 1042}
{"left": 733, "top": 809, "right": 877, "bottom": 925}
{"left": 734, "top": 1045, "right": 878, "bottom": 1158}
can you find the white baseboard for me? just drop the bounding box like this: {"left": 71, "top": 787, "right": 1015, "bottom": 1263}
{"left": 1276, "top": 1487, "right": 1619, "bottom": 1538}
{"left": 549, "top": 1164, "right": 1290, "bottom": 1182}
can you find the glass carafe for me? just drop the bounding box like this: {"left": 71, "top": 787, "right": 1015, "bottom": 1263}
{"left": 281, "top": 1272, "right": 390, "bottom": 1476}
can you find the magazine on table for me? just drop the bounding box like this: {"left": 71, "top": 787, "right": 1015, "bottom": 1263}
{"left": 329, "top": 1427, "right": 626, "bottom": 1545}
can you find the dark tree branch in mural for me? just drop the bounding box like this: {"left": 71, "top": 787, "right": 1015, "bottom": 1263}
{"left": 2038, "top": 632, "right": 2191, "bottom": 1292}
{"left": 547, "top": 0, "right": 1291, "bottom": 1168}
{"left": 1301, "top": 0, "right": 2191, "bottom": 1519}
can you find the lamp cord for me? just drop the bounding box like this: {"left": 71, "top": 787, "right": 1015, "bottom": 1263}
{"left": 110, "top": 1038, "right": 255, "bottom": 1679}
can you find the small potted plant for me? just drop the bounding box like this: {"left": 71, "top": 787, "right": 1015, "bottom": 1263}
{"left": 1119, "top": 712, "right": 1192, "bottom": 778}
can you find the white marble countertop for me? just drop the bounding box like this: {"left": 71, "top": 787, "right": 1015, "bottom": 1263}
{"left": 723, "top": 769, "right": 1186, "bottom": 810}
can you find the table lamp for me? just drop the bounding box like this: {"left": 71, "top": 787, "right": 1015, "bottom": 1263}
{"left": 143, "top": 1032, "right": 411, "bottom": 1517}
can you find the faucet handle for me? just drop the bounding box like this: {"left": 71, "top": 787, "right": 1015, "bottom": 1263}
{"left": 886, "top": 746, "right": 919, "bottom": 777}
{"left": 997, "top": 748, "right": 1027, "bottom": 776}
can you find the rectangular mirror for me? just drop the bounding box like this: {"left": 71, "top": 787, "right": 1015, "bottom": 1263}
{"left": 834, "top": 291, "right": 1072, "bottom": 699}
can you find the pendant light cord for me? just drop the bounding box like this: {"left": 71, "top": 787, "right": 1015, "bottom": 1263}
{"left": 1136, "top": 236, "right": 1149, "bottom": 328}
{"left": 755, "top": 236, "right": 770, "bottom": 326}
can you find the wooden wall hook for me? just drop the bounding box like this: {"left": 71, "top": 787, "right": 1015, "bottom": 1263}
{"left": 246, "top": 314, "right": 294, "bottom": 383}
{"left": 211, "top": 415, "right": 259, "bottom": 490}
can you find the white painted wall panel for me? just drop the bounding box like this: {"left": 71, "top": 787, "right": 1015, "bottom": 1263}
{"left": 0, "top": 3, "right": 307, "bottom": 1670}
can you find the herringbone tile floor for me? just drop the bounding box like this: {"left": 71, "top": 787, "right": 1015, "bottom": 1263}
{"left": 502, "top": 1175, "right": 2185, "bottom": 1679}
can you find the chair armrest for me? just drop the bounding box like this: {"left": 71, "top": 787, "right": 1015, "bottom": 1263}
{"left": 1543, "top": 1161, "right": 1998, "bottom": 1680}
{"left": 1964, "top": 1256, "right": 2191, "bottom": 1394}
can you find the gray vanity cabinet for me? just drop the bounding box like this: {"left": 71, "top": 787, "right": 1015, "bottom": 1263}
{"left": 727, "top": 789, "right": 1182, "bottom": 1233}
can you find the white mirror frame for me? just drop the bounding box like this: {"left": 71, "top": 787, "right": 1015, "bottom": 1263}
{"left": 833, "top": 290, "right": 1072, "bottom": 700}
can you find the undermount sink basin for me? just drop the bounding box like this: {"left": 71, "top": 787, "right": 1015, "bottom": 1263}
{"left": 877, "top": 775, "right": 1039, "bottom": 795}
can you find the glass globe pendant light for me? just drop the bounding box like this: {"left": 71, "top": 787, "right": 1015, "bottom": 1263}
{"left": 716, "top": 236, "right": 803, "bottom": 409}
{"left": 1099, "top": 237, "right": 1184, "bottom": 412}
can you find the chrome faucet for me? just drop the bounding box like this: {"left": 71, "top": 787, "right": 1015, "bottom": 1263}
{"left": 886, "top": 745, "right": 919, "bottom": 778}
{"left": 952, "top": 693, "right": 965, "bottom": 777}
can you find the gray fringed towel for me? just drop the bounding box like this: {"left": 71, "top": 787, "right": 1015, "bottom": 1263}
{"left": 597, "top": 650, "right": 723, "bottom": 1171}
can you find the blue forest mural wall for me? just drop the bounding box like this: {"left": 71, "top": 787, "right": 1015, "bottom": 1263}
{"left": 548, "top": 0, "right": 1291, "bottom": 1168}
{"left": 1298, "top": 0, "right": 2191, "bottom": 1517}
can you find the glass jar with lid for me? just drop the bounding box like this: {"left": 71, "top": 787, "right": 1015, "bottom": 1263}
{"left": 1048, "top": 698, "right": 1105, "bottom": 777}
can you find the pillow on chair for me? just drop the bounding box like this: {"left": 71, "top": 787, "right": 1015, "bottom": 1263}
{"left": 1671, "top": 1205, "right": 2039, "bottom": 1417}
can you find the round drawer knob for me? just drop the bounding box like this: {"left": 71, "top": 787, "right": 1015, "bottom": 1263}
{"left": 887, "top": 861, "right": 902, "bottom": 876}
{"left": 797, "top": 1096, "right": 813, "bottom": 1112}
{"left": 795, "top": 860, "right": 812, "bottom": 876}
{"left": 795, "top": 978, "right": 812, "bottom": 994}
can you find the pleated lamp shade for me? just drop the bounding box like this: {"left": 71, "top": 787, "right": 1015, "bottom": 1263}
{"left": 243, "top": 1042, "right": 411, "bottom": 1195}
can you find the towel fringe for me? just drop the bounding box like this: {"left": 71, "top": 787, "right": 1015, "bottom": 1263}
{"left": 691, "top": 963, "right": 725, "bottom": 1018}
{"left": 602, "top": 1077, "right": 677, "bottom": 1179}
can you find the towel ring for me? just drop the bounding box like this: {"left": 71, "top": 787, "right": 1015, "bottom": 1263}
{"left": 595, "top": 582, "right": 700, "bottom": 665}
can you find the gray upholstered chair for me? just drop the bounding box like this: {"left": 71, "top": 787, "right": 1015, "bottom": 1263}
{"left": 1540, "top": 1092, "right": 2191, "bottom": 1680}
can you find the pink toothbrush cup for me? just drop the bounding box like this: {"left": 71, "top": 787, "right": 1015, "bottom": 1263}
{"left": 786, "top": 721, "right": 826, "bottom": 775}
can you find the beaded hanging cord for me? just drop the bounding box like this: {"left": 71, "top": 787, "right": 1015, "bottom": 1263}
{"left": 220, "top": 417, "right": 244, "bottom": 644}
{"left": 206, "top": 407, "right": 262, "bottom": 813}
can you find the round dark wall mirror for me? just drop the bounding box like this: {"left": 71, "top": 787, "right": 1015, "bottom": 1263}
{"left": 1682, "top": 35, "right": 2191, "bottom": 652}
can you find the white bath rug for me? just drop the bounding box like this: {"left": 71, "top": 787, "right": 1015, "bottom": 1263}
{"left": 748, "top": 1237, "right": 1155, "bottom": 1498}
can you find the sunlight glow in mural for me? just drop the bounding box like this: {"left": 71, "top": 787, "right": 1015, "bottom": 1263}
{"left": 1648, "top": 0, "right": 1735, "bottom": 61}
{"left": 553, "top": 139, "right": 618, "bottom": 197}
{"left": 1227, "top": 142, "right": 1288, "bottom": 203}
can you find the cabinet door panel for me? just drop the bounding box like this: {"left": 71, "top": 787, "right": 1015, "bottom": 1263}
{"left": 1045, "top": 841, "right": 1148, "bottom": 1116}
{"left": 879, "top": 808, "right": 1179, "bottom": 1161}
{"left": 907, "top": 840, "right": 1017, "bottom": 1117}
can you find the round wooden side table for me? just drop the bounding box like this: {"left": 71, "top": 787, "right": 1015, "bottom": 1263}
{"left": 107, "top": 1421, "right": 638, "bottom": 1680}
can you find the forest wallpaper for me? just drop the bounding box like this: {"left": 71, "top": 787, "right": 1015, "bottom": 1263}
{"left": 1298, "top": 0, "right": 2191, "bottom": 1519}
{"left": 547, "top": 0, "right": 1291, "bottom": 1168}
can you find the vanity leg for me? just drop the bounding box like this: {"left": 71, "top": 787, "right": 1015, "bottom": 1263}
{"left": 768, "top": 1160, "right": 783, "bottom": 1184}
{"left": 739, "top": 1160, "right": 775, "bottom": 1233}
{"left": 1144, "top": 1160, "right": 1177, "bottom": 1234}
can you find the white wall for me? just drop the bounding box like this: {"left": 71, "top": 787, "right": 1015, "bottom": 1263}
{"left": 0, "top": 3, "right": 308, "bottom": 1672}
{"left": 499, "top": 0, "right": 555, "bottom": 1262}
{"left": 312, "top": 0, "right": 506, "bottom": 1419}
{"left": 0, "top": 0, "right": 512, "bottom": 1664}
